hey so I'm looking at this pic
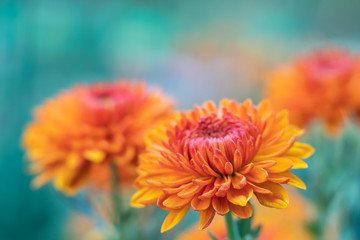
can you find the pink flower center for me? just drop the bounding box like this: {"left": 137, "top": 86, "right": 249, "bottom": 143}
{"left": 85, "top": 86, "right": 121, "bottom": 109}
{"left": 300, "top": 49, "right": 355, "bottom": 84}
{"left": 189, "top": 115, "right": 245, "bottom": 140}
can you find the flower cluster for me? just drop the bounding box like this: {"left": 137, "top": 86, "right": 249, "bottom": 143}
{"left": 131, "top": 99, "right": 313, "bottom": 232}
{"left": 266, "top": 48, "right": 360, "bottom": 133}
{"left": 23, "top": 81, "right": 173, "bottom": 195}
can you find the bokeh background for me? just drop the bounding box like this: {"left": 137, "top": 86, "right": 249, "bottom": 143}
{"left": 2, "top": 0, "right": 360, "bottom": 239}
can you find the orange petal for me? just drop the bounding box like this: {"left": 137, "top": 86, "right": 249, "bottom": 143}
{"left": 266, "top": 158, "right": 294, "bottom": 173}
{"left": 192, "top": 177, "right": 214, "bottom": 186}
{"left": 281, "top": 171, "right": 306, "bottom": 189}
{"left": 131, "top": 187, "right": 163, "bottom": 208}
{"left": 230, "top": 202, "right": 253, "bottom": 219}
{"left": 157, "top": 193, "right": 172, "bottom": 211}
{"left": 286, "top": 142, "right": 314, "bottom": 159}
{"left": 177, "top": 184, "right": 201, "bottom": 198}
{"left": 212, "top": 197, "right": 229, "bottom": 215}
{"left": 255, "top": 182, "right": 289, "bottom": 208}
{"left": 247, "top": 182, "right": 272, "bottom": 194}
{"left": 215, "top": 177, "right": 231, "bottom": 197}
{"left": 233, "top": 149, "right": 243, "bottom": 171}
{"left": 32, "top": 171, "right": 54, "bottom": 189}
{"left": 231, "top": 173, "right": 247, "bottom": 189}
{"left": 161, "top": 204, "right": 191, "bottom": 233}
{"left": 226, "top": 186, "right": 253, "bottom": 206}
{"left": 225, "top": 162, "right": 234, "bottom": 175}
{"left": 267, "top": 173, "right": 289, "bottom": 184}
{"left": 191, "top": 196, "right": 211, "bottom": 211}
{"left": 83, "top": 149, "right": 105, "bottom": 163}
{"left": 253, "top": 160, "right": 277, "bottom": 168}
{"left": 163, "top": 194, "right": 192, "bottom": 209}
{"left": 198, "top": 207, "right": 216, "bottom": 230}
{"left": 240, "top": 163, "right": 254, "bottom": 175}
{"left": 257, "top": 99, "right": 271, "bottom": 117}
{"left": 289, "top": 156, "right": 308, "bottom": 169}
{"left": 199, "top": 183, "right": 217, "bottom": 199}
{"left": 245, "top": 166, "right": 268, "bottom": 183}
{"left": 257, "top": 136, "right": 296, "bottom": 158}
{"left": 163, "top": 182, "right": 192, "bottom": 195}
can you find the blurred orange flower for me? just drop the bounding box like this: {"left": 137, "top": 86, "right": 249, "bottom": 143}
{"left": 131, "top": 99, "right": 313, "bottom": 232}
{"left": 266, "top": 48, "right": 360, "bottom": 133}
{"left": 23, "top": 81, "right": 173, "bottom": 195}
{"left": 177, "top": 189, "right": 313, "bottom": 240}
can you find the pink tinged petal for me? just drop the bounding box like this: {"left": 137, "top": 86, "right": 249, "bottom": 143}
{"left": 211, "top": 155, "right": 226, "bottom": 174}
{"left": 225, "top": 162, "right": 234, "bottom": 175}
{"left": 202, "top": 164, "right": 219, "bottom": 177}
{"left": 189, "top": 159, "right": 207, "bottom": 175}
{"left": 233, "top": 149, "right": 243, "bottom": 171}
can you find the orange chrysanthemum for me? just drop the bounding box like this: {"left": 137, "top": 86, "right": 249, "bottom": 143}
{"left": 177, "top": 189, "right": 314, "bottom": 240}
{"left": 266, "top": 48, "right": 360, "bottom": 133}
{"left": 131, "top": 99, "right": 314, "bottom": 232}
{"left": 23, "top": 81, "right": 173, "bottom": 195}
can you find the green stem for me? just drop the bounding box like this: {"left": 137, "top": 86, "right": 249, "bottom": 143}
{"left": 225, "top": 212, "right": 241, "bottom": 240}
{"left": 110, "top": 163, "right": 123, "bottom": 240}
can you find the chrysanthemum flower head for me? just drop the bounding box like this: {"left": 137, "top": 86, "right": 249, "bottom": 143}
{"left": 23, "top": 81, "right": 173, "bottom": 195}
{"left": 131, "top": 99, "right": 314, "bottom": 232}
{"left": 266, "top": 48, "right": 360, "bottom": 133}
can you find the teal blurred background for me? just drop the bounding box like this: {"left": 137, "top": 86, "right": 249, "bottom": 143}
{"left": 2, "top": 0, "right": 360, "bottom": 239}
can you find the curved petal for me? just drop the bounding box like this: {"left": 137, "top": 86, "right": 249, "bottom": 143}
{"left": 226, "top": 186, "right": 253, "bottom": 206}
{"left": 230, "top": 202, "right": 253, "bottom": 219}
{"left": 212, "top": 197, "right": 229, "bottom": 215}
{"left": 191, "top": 196, "right": 211, "bottom": 211}
{"left": 255, "top": 182, "right": 289, "bottom": 208}
{"left": 162, "top": 194, "right": 192, "bottom": 209}
{"left": 161, "top": 204, "right": 191, "bottom": 233}
{"left": 286, "top": 142, "right": 314, "bottom": 159}
{"left": 198, "top": 207, "right": 216, "bottom": 230}
{"left": 131, "top": 187, "right": 163, "bottom": 208}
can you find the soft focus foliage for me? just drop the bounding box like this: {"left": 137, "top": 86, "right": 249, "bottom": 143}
{"left": 23, "top": 81, "right": 173, "bottom": 195}
{"left": 131, "top": 99, "right": 313, "bottom": 232}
